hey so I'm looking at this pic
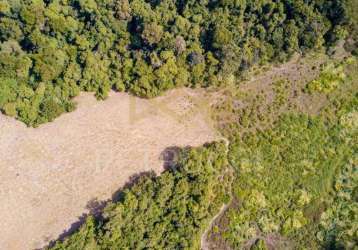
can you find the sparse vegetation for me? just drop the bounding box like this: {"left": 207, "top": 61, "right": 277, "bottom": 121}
{"left": 206, "top": 53, "right": 358, "bottom": 249}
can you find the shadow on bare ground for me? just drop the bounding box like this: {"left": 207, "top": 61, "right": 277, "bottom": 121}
{"left": 41, "top": 146, "right": 186, "bottom": 250}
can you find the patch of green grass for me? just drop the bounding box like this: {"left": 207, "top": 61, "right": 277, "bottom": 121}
{"left": 273, "top": 79, "right": 290, "bottom": 108}
{"left": 305, "top": 62, "right": 347, "bottom": 94}
{"left": 346, "top": 0, "right": 358, "bottom": 27}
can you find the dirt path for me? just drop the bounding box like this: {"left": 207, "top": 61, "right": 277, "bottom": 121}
{"left": 0, "top": 88, "right": 219, "bottom": 250}
{"left": 201, "top": 204, "right": 230, "bottom": 250}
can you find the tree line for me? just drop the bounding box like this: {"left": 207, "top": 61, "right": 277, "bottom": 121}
{"left": 0, "top": 0, "right": 355, "bottom": 125}
{"left": 50, "top": 142, "right": 233, "bottom": 249}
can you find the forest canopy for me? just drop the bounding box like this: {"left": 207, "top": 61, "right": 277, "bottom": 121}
{"left": 0, "top": 0, "right": 356, "bottom": 126}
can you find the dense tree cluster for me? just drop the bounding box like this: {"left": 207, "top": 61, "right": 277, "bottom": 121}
{"left": 0, "top": 0, "right": 354, "bottom": 125}
{"left": 50, "top": 142, "right": 233, "bottom": 249}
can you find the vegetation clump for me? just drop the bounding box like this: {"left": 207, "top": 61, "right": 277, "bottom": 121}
{"left": 305, "top": 61, "right": 349, "bottom": 94}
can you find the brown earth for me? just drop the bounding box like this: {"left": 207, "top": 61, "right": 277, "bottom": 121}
{"left": 0, "top": 88, "right": 219, "bottom": 250}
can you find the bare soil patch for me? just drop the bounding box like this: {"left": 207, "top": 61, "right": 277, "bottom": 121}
{"left": 0, "top": 88, "right": 219, "bottom": 250}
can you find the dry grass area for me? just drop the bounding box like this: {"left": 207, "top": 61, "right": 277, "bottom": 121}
{"left": 212, "top": 47, "right": 351, "bottom": 137}
{"left": 0, "top": 88, "right": 219, "bottom": 250}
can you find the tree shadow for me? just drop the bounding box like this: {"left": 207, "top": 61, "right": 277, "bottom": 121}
{"left": 42, "top": 145, "right": 187, "bottom": 249}
{"left": 42, "top": 198, "right": 108, "bottom": 249}
{"left": 159, "top": 146, "right": 182, "bottom": 170}
{"left": 43, "top": 171, "right": 154, "bottom": 249}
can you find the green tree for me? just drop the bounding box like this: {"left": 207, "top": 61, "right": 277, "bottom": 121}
{"left": 142, "top": 23, "right": 164, "bottom": 45}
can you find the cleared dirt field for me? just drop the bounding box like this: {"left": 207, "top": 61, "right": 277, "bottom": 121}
{"left": 0, "top": 88, "right": 219, "bottom": 250}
